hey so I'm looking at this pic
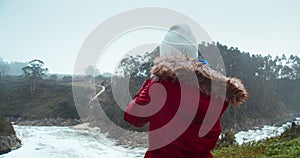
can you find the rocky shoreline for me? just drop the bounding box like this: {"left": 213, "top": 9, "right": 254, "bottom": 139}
{"left": 70, "top": 122, "right": 148, "bottom": 148}
{"left": 0, "top": 135, "right": 21, "bottom": 155}
{"left": 0, "top": 117, "right": 22, "bottom": 155}
{"left": 6, "top": 117, "right": 82, "bottom": 126}
{"left": 224, "top": 113, "right": 298, "bottom": 133}
{"left": 101, "top": 125, "right": 148, "bottom": 148}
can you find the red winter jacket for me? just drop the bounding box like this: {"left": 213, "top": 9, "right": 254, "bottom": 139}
{"left": 124, "top": 56, "right": 247, "bottom": 158}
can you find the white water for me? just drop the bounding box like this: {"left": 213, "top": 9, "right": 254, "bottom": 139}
{"left": 1, "top": 126, "right": 146, "bottom": 158}
{"left": 1, "top": 117, "right": 300, "bottom": 157}
{"left": 235, "top": 117, "right": 300, "bottom": 144}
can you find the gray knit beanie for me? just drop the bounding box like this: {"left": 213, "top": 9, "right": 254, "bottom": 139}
{"left": 160, "top": 24, "right": 198, "bottom": 59}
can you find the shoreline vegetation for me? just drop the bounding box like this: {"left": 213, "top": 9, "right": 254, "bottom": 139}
{"left": 213, "top": 122, "right": 300, "bottom": 158}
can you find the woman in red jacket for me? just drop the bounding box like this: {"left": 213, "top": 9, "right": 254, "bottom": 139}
{"left": 124, "top": 24, "right": 247, "bottom": 158}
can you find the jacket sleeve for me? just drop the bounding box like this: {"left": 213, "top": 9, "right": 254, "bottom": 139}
{"left": 124, "top": 79, "right": 153, "bottom": 127}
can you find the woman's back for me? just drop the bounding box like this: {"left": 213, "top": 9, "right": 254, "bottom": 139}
{"left": 145, "top": 80, "right": 229, "bottom": 158}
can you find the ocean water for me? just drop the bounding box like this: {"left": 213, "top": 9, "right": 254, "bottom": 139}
{"left": 1, "top": 126, "right": 146, "bottom": 158}
{"left": 235, "top": 117, "right": 300, "bottom": 144}
{"left": 2, "top": 117, "right": 299, "bottom": 157}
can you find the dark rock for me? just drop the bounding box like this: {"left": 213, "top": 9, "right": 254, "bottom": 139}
{"left": 0, "top": 135, "right": 21, "bottom": 155}
{"left": 11, "top": 117, "right": 82, "bottom": 126}
{"left": 0, "top": 116, "right": 22, "bottom": 155}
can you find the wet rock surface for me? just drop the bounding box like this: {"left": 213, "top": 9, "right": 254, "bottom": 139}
{"left": 0, "top": 135, "right": 22, "bottom": 155}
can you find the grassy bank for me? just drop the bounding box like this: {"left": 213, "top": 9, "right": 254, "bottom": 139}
{"left": 213, "top": 124, "right": 300, "bottom": 158}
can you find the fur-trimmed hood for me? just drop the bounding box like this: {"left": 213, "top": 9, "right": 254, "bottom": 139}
{"left": 151, "top": 56, "right": 248, "bottom": 105}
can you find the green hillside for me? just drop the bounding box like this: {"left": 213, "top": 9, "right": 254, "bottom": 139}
{"left": 0, "top": 76, "right": 79, "bottom": 120}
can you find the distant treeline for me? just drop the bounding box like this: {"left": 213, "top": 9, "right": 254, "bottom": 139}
{"left": 0, "top": 58, "right": 27, "bottom": 76}
{"left": 0, "top": 43, "right": 299, "bottom": 132}
{"left": 211, "top": 43, "right": 299, "bottom": 130}
{"left": 108, "top": 42, "right": 300, "bottom": 131}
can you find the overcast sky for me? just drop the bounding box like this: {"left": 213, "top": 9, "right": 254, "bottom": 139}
{"left": 0, "top": 0, "right": 299, "bottom": 74}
